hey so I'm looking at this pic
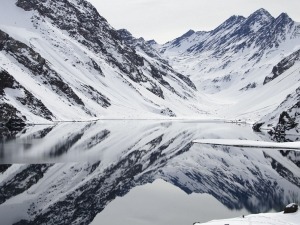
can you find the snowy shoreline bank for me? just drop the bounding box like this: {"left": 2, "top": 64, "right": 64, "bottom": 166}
{"left": 194, "top": 210, "right": 300, "bottom": 225}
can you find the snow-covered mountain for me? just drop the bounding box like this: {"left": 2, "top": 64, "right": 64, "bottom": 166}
{"left": 0, "top": 0, "right": 205, "bottom": 126}
{"left": 1, "top": 1, "right": 300, "bottom": 137}
{"left": 0, "top": 121, "right": 300, "bottom": 224}
{"left": 1, "top": 4, "right": 300, "bottom": 224}
{"left": 158, "top": 8, "right": 300, "bottom": 133}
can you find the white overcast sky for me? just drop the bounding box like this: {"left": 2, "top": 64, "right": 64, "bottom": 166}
{"left": 88, "top": 0, "right": 300, "bottom": 44}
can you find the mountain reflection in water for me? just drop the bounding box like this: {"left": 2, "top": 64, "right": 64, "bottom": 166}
{"left": 0, "top": 120, "right": 299, "bottom": 225}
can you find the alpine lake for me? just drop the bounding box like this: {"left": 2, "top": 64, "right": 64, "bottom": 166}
{"left": 0, "top": 120, "right": 299, "bottom": 225}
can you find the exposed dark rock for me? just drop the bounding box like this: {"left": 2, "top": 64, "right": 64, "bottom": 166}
{"left": 0, "top": 164, "right": 52, "bottom": 205}
{"left": 160, "top": 108, "right": 176, "bottom": 117}
{"left": 264, "top": 49, "right": 300, "bottom": 84}
{"left": 90, "top": 58, "right": 104, "bottom": 76}
{"left": 79, "top": 84, "right": 111, "bottom": 108}
{"left": 146, "top": 39, "right": 157, "bottom": 46}
{"left": 279, "top": 150, "right": 300, "bottom": 168}
{"left": 0, "top": 164, "right": 11, "bottom": 174}
{"left": 5, "top": 117, "right": 27, "bottom": 131}
{"left": 0, "top": 69, "right": 15, "bottom": 95}
{"left": 273, "top": 111, "right": 298, "bottom": 134}
{"left": 284, "top": 203, "right": 298, "bottom": 213}
{"left": 258, "top": 87, "right": 300, "bottom": 137}
{"left": 240, "top": 82, "right": 257, "bottom": 91}
{"left": 264, "top": 152, "right": 300, "bottom": 188}
{"left": 252, "top": 122, "right": 264, "bottom": 132}
{"left": 250, "top": 12, "right": 294, "bottom": 57}
{"left": 116, "top": 29, "right": 197, "bottom": 94}
{"left": 174, "top": 72, "right": 197, "bottom": 91}
{"left": 147, "top": 82, "right": 164, "bottom": 99}
{"left": 117, "top": 29, "right": 135, "bottom": 44}
{"left": 0, "top": 103, "right": 26, "bottom": 140}
{"left": 83, "top": 129, "right": 110, "bottom": 150}
{"left": 0, "top": 30, "right": 85, "bottom": 108}
{"left": 0, "top": 69, "right": 54, "bottom": 121}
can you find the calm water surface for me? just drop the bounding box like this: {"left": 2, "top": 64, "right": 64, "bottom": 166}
{"left": 0, "top": 120, "right": 299, "bottom": 225}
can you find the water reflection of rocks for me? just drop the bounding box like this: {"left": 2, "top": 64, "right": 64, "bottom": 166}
{"left": 0, "top": 121, "right": 299, "bottom": 225}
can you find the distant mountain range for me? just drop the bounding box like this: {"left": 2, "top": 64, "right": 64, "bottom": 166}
{"left": 0, "top": 1, "right": 300, "bottom": 134}
{"left": 157, "top": 8, "right": 300, "bottom": 136}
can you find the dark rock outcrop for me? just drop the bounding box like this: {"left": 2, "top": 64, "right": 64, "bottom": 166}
{"left": 284, "top": 203, "right": 298, "bottom": 213}
{"left": 0, "top": 103, "right": 26, "bottom": 140}
{"left": 264, "top": 49, "right": 300, "bottom": 84}
{"left": 252, "top": 122, "right": 264, "bottom": 132}
{"left": 0, "top": 164, "right": 52, "bottom": 205}
{"left": 0, "top": 30, "right": 86, "bottom": 108}
{"left": 0, "top": 69, "right": 54, "bottom": 121}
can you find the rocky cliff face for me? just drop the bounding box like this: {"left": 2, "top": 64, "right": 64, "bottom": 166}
{"left": 264, "top": 49, "right": 300, "bottom": 84}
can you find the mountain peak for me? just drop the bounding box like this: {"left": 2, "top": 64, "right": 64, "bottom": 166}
{"left": 146, "top": 39, "right": 158, "bottom": 46}
{"left": 241, "top": 8, "right": 274, "bottom": 32}
{"left": 253, "top": 8, "right": 272, "bottom": 16}
{"left": 117, "top": 28, "right": 133, "bottom": 40}
{"left": 211, "top": 15, "right": 245, "bottom": 35}
{"left": 247, "top": 8, "right": 274, "bottom": 22}
{"left": 275, "top": 12, "right": 293, "bottom": 24}
{"left": 165, "top": 29, "right": 195, "bottom": 46}
{"left": 182, "top": 29, "right": 196, "bottom": 38}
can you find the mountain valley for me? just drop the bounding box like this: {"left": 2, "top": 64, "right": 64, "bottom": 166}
{"left": 0, "top": 1, "right": 299, "bottom": 137}
{"left": 0, "top": 1, "right": 300, "bottom": 225}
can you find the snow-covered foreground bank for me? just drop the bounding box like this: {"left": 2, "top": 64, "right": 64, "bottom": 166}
{"left": 193, "top": 139, "right": 300, "bottom": 151}
{"left": 195, "top": 210, "right": 300, "bottom": 225}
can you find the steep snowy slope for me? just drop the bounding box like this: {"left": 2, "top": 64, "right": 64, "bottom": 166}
{"left": 159, "top": 8, "right": 300, "bottom": 125}
{"left": 0, "top": 121, "right": 300, "bottom": 225}
{"left": 253, "top": 49, "right": 300, "bottom": 136}
{"left": 0, "top": 0, "right": 206, "bottom": 124}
